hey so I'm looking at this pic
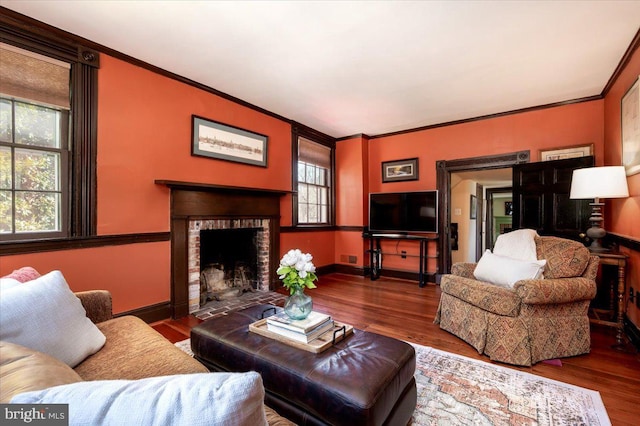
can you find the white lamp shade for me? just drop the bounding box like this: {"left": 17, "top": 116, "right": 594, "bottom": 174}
{"left": 570, "top": 166, "right": 630, "bottom": 199}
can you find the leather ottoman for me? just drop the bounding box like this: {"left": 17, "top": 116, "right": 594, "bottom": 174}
{"left": 191, "top": 305, "right": 417, "bottom": 426}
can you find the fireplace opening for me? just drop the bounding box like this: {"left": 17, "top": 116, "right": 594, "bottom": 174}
{"left": 199, "top": 228, "right": 260, "bottom": 303}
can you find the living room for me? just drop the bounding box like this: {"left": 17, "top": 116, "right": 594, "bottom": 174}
{"left": 1, "top": 2, "right": 639, "bottom": 425}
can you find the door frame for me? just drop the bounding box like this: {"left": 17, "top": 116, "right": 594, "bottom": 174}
{"left": 485, "top": 186, "right": 513, "bottom": 250}
{"left": 436, "top": 150, "right": 529, "bottom": 275}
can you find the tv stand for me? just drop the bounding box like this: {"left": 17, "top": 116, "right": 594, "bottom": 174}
{"left": 363, "top": 232, "right": 438, "bottom": 287}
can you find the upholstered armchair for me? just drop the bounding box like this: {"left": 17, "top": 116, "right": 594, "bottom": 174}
{"left": 435, "top": 236, "right": 599, "bottom": 366}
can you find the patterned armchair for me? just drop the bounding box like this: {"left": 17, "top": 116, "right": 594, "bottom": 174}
{"left": 435, "top": 236, "right": 599, "bottom": 366}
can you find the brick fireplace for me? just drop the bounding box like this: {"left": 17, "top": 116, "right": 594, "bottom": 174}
{"left": 156, "top": 180, "right": 287, "bottom": 319}
{"left": 188, "top": 219, "right": 270, "bottom": 313}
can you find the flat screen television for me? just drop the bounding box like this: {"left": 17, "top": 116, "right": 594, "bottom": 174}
{"left": 369, "top": 191, "right": 438, "bottom": 233}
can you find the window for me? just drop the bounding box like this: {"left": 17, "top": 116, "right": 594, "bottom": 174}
{"left": 294, "top": 131, "right": 334, "bottom": 226}
{"left": 0, "top": 16, "right": 99, "bottom": 246}
{"left": 1, "top": 44, "right": 71, "bottom": 239}
{"left": 0, "top": 98, "right": 69, "bottom": 237}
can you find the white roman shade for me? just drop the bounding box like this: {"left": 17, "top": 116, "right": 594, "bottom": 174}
{"left": 0, "top": 42, "right": 71, "bottom": 109}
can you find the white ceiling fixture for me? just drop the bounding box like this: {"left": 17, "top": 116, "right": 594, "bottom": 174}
{"left": 2, "top": 1, "right": 639, "bottom": 137}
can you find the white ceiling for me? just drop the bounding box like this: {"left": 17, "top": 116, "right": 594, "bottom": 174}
{"left": 3, "top": 1, "right": 639, "bottom": 138}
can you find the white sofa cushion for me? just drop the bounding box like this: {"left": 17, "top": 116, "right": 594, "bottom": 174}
{"left": 0, "top": 270, "right": 106, "bottom": 367}
{"left": 11, "top": 372, "right": 268, "bottom": 426}
{"left": 0, "top": 277, "right": 21, "bottom": 291}
{"left": 474, "top": 250, "right": 546, "bottom": 288}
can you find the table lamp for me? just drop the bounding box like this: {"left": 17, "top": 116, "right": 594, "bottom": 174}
{"left": 569, "top": 166, "right": 629, "bottom": 252}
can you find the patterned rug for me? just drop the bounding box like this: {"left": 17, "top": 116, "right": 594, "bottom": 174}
{"left": 175, "top": 339, "right": 610, "bottom": 425}
{"left": 410, "top": 345, "right": 610, "bottom": 425}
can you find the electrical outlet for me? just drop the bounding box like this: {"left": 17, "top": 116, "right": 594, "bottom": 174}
{"left": 401, "top": 250, "right": 407, "bottom": 259}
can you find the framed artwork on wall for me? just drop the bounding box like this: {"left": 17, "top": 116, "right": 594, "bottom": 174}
{"left": 504, "top": 201, "right": 513, "bottom": 216}
{"left": 621, "top": 75, "right": 640, "bottom": 176}
{"left": 538, "top": 143, "right": 593, "bottom": 162}
{"left": 191, "top": 115, "right": 268, "bottom": 167}
{"left": 381, "top": 158, "right": 419, "bottom": 183}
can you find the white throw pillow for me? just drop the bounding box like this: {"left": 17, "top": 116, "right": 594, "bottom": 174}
{"left": 11, "top": 372, "right": 268, "bottom": 426}
{"left": 0, "top": 270, "right": 106, "bottom": 367}
{"left": 0, "top": 277, "right": 21, "bottom": 292}
{"left": 474, "top": 250, "right": 546, "bottom": 288}
{"left": 493, "top": 229, "right": 538, "bottom": 261}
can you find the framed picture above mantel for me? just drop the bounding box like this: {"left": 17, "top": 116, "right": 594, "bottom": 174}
{"left": 191, "top": 115, "right": 268, "bottom": 167}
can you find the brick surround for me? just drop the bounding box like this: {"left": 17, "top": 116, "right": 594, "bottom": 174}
{"left": 188, "top": 218, "right": 271, "bottom": 313}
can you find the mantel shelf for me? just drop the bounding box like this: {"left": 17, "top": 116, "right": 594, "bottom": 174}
{"left": 155, "top": 180, "right": 293, "bottom": 196}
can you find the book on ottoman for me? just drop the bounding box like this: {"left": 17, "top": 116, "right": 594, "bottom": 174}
{"left": 266, "top": 311, "right": 333, "bottom": 343}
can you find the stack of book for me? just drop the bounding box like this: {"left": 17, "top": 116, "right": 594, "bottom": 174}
{"left": 266, "top": 311, "right": 334, "bottom": 343}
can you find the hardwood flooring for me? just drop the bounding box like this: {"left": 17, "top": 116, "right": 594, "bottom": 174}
{"left": 152, "top": 273, "right": 640, "bottom": 425}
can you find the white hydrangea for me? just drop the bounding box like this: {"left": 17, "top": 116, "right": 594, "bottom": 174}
{"left": 277, "top": 249, "right": 318, "bottom": 293}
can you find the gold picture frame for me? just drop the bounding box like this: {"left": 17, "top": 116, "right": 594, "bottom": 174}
{"left": 539, "top": 143, "right": 594, "bottom": 162}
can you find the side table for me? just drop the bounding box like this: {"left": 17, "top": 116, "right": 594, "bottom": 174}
{"left": 589, "top": 251, "right": 628, "bottom": 347}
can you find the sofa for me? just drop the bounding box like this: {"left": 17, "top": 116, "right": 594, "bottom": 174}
{"left": 0, "top": 268, "right": 293, "bottom": 425}
{"left": 435, "top": 235, "right": 599, "bottom": 366}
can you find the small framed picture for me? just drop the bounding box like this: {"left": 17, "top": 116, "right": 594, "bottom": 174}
{"left": 538, "top": 143, "right": 593, "bottom": 162}
{"left": 382, "top": 158, "right": 419, "bottom": 183}
{"left": 192, "top": 115, "right": 268, "bottom": 167}
{"left": 504, "top": 201, "right": 513, "bottom": 216}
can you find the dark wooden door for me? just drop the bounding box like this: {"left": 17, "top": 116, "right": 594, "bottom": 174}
{"left": 512, "top": 156, "right": 594, "bottom": 240}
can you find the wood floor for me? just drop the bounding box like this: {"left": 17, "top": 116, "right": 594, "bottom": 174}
{"left": 152, "top": 273, "right": 640, "bottom": 425}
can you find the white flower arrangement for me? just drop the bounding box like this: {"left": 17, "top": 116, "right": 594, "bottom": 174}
{"left": 277, "top": 249, "right": 318, "bottom": 295}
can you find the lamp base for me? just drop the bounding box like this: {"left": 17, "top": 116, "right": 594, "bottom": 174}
{"left": 586, "top": 225, "right": 608, "bottom": 252}
{"left": 588, "top": 241, "right": 610, "bottom": 253}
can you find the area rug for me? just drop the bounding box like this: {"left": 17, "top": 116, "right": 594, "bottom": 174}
{"left": 410, "top": 345, "right": 610, "bottom": 425}
{"left": 175, "top": 339, "right": 610, "bottom": 425}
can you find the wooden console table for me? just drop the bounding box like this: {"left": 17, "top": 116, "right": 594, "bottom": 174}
{"left": 589, "top": 251, "right": 628, "bottom": 346}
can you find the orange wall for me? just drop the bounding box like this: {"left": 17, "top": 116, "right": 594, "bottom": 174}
{"left": 603, "top": 44, "right": 640, "bottom": 327}
{"left": 96, "top": 55, "right": 292, "bottom": 235}
{"left": 0, "top": 242, "right": 169, "bottom": 314}
{"left": 367, "top": 100, "right": 605, "bottom": 272}
{"left": 334, "top": 135, "right": 369, "bottom": 267}
{"left": 280, "top": 231, "right": 335, "bottom": 270}
{"left": 369, "top": 100, "right": 605, "bottom": 193}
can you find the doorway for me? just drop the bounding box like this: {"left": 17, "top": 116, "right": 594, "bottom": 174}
{"left": 436, "top": 151, "right": 530, "bottom": 275}
{"left": 486, "top": 187, "right": 513, "bottom": 250}
{"left": 450, "top": 170, "right": 511, "bottom": 264}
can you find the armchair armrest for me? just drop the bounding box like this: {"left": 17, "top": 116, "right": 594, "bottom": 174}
{"left": 514, "top": 277, "right": 596, "bottom": 305}
{"left": 450, "top": 262, "right": 477, "bottom": 279}
{"left": 74, "top": 290, "right": 113, "bottom": 324}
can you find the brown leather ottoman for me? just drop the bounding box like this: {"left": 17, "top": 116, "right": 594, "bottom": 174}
{"left": 191, "top": 305, "right": 416, "bottom": 426}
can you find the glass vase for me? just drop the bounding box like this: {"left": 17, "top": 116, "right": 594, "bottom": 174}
{"left": 284, "top": 288, "right": 313, "bottom": 320}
